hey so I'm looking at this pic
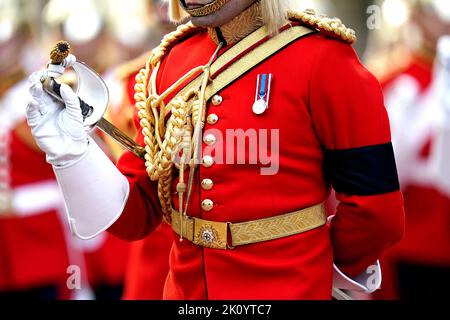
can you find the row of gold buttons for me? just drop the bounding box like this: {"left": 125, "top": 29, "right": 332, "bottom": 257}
{"left": 201, "top": 95, "right": 222, "bottom": 212}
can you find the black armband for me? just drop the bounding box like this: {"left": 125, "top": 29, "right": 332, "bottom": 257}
{"left": 324, "top": 143, "right": 400, "bottom": 196}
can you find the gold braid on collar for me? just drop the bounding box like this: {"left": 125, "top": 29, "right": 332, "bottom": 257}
{"left": 208, "top": 1, "right": 263, "bottom": 45}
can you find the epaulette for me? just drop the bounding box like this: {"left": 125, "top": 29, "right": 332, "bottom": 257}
{"left": 288, "top": 10, "right": 357, "bottom": 45}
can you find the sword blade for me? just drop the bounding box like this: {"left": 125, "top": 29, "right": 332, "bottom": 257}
{"left": 96, "top": 117, "right": 146, "bottom": 160}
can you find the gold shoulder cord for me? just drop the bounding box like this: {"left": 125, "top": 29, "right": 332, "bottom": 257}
{"left": 289, "top": 10, "right": 356, "bottom": 44}
{"left": 134, "top": 11, "right": 357, "bottom": 225}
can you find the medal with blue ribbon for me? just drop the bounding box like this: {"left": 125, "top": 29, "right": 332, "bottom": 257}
{"left": 253, "top": 73, "right": 273, "bottom": 115}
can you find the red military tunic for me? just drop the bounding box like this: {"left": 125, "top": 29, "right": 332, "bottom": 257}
{"left": 122, "top": 224, "right": 172, "bottom": 300}
{"left": 109, "top": 24, "right": 405, "bottom": 300}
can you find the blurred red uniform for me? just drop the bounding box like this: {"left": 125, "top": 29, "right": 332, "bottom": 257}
{"left": 0, "top": 80, "right": 129, "bottom": 300}
{"left": 0, "top": 120, "right": 70, "bottom": 299}
{"left": 376, "top": 55, "right": 450, "bottom": 299}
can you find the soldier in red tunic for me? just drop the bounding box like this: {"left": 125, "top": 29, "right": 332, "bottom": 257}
{"left": 0, "top": 103, "right": 71, "bottom": 300}
{"left": 0, "top": 11, "right": 72, "bottom": 300}
{"left": 26, "top": 0, "right": 405, "bottom": 299}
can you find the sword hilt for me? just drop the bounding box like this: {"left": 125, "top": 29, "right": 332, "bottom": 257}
{"left": 49, "top": 80, "right": 94, "bottom": 120}
{"left": 43, "top": 41, "right": 146, "bottom": 160}
{"left": 43, "top": 41, "right": 94, "bottom": 120}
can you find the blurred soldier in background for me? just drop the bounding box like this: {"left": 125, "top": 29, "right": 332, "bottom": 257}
{"left": 41, "top": 0, "right": 145, "bottom": 300}
{"left": 1, "top": 0, "right": 188, "bottom": 301}
{"left": 42, "top": 0, "right": 159, "bottom": 71}
{"left": 0, "top": 0, "right": 75, "bottom": 300}
{"left": 0, "top": 0, "right": 169, "bottom": 300}
{"left": 375, "top": 0, "right": 450, "bottom": 300}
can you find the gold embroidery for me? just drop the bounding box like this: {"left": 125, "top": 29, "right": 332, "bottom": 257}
{"left": 171, "top": 204, "right": 327, "bottom": 250}
{"left": 207, "top": 2, "right": 264, "bottom": 45}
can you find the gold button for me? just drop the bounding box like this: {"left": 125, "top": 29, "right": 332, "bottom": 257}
{"left": 202, "top": 155, "right": 214, "bottom": 168}
{"left": 204, "top": 134, "right": 216, "bottom": 146}
{"left": 201, "top": 179, "right": 214, "bottom": 191}
{"left": 212, "top": 95, "right": 223, "bottom": 106}
{"left": 202, "top": 199, "right": 214, "bottom": 212}
{"left": 207, "top": 114, "right": 219, "bottom": 125}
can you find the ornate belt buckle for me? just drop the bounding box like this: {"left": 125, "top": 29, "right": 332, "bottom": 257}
{"left": 193, "top": 218, "right": 228, "bottom": 250}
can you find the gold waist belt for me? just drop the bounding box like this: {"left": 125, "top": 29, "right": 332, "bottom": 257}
{"left": 171, "top": 204, "right": 327, "bottom": 250}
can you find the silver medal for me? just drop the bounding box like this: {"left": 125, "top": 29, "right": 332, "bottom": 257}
{"left": 253, "top": 73, "right": 272, "bottom": 115}
{"left": 253, "top": 99, "right": 268, "bottom": 115}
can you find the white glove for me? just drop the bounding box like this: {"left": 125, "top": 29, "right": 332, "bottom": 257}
{"left": 47, "top": 54, "right": 76, "bottom": 78}
{"left": 27, "top": 58, "right": 130, "bottom": 240}
{"left": 27, "top": 70, "right": 88, "bottom": 167}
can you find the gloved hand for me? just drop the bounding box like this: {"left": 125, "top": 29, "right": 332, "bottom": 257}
{"left": 27, "top": 70, "right": 88, "bottom": 167}
{"left": 26, "top": 56, "right": 130, "bottom": 240}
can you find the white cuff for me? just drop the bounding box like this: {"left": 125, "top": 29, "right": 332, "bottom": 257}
{"left": 54, "top": 138, "right": 130, "bottom": 240}
{"left": 333, "top": 261, "right": 382, "bottom": 294}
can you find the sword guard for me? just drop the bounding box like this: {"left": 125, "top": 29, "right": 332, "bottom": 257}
{"left": 41, "top": 41, "right": 145, "bottom": 160}
{"left": 42, "top": 40, "right": 107, "bottom": 129}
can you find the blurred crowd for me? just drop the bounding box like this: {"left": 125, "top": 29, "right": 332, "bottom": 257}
{"left": 0, "top": 0, "right": 449, "bottom": 300}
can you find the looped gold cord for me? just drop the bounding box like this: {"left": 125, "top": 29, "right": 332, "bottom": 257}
{"left": 134, "top": 22, "right": 217, "bottom": 223}
{"left": 288, "top": 10, "right": 357, "bottom": 44}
